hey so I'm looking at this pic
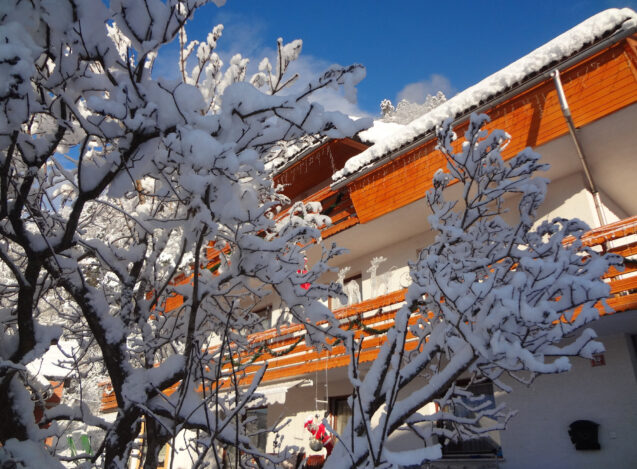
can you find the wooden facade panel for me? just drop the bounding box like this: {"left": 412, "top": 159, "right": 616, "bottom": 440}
{"left": 350, "top": 43, "right": 637, "bottom": 224}
{"left": 573, "top": 83, "right": 637, "bottom": 123}
{"left": 625, "top": 36, "right": 637, "bottom": 78}
{"left": 276, "top": 139, "right": 368, "bottom": 202}
{"left": 571, "top": 72, "right": 637, "bottom": 113}
{"left": 255, "top": 317, "right": 425, "bottom": 383}
{"left": 164, "top": 294, "right": 183, "bottom": 311}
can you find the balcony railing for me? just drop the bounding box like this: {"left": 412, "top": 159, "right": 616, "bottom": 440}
{"left": 100, "top": 215, "right": 637, "bottom": 411}
{"left": 581, "top": 214, "right": 637, "bottom": 312}
{"left": 238, "top": 215, "right": 637, "bottom": 385}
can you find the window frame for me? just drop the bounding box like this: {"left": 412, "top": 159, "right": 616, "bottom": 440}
{"left": 329, "top": 395, "right": 353, "bottom": 437}
{"left": 439, "top": 380, "right": 501, "bottom": 458}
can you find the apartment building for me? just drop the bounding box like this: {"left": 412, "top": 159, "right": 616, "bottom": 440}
{"left": 101, "top": 8, "right": 637, "bottom": 469}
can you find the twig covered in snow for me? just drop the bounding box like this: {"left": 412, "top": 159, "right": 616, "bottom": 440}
{"left": 0, "top": 1, "right": 367, "bottom": 467}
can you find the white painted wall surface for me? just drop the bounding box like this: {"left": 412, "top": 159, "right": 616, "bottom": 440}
{"left": 498, "top": 333, "right": 637, "bottom": 469}
{"left": 264, "top": 374, "right": 353, "bottom": 455}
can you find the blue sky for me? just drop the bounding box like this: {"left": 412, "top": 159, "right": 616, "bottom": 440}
{"left": 159, "top": 0, "right": 637, "bottom": 117}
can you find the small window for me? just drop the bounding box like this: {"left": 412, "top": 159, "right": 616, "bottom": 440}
{"left": 224, "top": 407, "right": 268, "bottom": 467}
{"left": 246, "top": 407, "right": 268, "bottom": 452}
{"left": 330, "top": 395, "right": 353, "bottom": 436}
{"left": 441, "top": 381, "right": 501, "bottom": 457}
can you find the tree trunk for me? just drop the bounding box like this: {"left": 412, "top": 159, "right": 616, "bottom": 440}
{"left": 104, "top": 411, "right": 142, "bottom": 469}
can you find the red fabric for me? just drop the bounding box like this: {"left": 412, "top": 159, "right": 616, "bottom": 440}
{"left": 304, "top": 419, "right": 334, "bottom": 456}
{"left": 298, "top": 268, "right": 310, "bottom": 290}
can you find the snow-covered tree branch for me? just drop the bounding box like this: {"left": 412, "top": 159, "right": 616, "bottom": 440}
{"left": 0, "top": 1, "right": 368, "bottom": 467}
{"left": 324, "top": 114, "right": 622, "bottom": 469}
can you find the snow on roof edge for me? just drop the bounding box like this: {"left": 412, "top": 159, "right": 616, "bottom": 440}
{"left": 265, "top": 135, "right": 329, "bottom": 174}
{"left": 333, "top": 8, "right": 637, "bottom": 184}
{"left": 26, "top": 339, "right": 79, "bottom": 381}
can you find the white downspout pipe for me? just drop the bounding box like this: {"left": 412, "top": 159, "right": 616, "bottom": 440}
{"left": 551, "top": 69, "right": 607, "bottom": 227}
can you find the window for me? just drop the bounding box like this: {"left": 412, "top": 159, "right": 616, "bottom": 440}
{"left": 252, "top": 305, "right": 272, "bottom": 331}
{"left": 441, "top": 381, "right": 501, "bottom": 457}
{"left": 223, "top": 407, "right": 268, "bottom": 467}
{"left": 331, "top": 273, "right": 362, "bottom": 309}
{"left": 246, "top": 407, "right": 268, "bottom": 452}
{"left": 330, "top": 395, "right": 353, "bottom": 436}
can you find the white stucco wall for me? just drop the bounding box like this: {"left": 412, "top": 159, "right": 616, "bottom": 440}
{"left": 317, "top": 230, "right": 436, "bottom": 305}
{"left": 535, "top": 172, "right": 597, "bottom": 227}
{"left": 263, "top": 374, "right": 353, "bottom": 456}
{"left": 497, "top": 333, "right": 637, "bottom": 469}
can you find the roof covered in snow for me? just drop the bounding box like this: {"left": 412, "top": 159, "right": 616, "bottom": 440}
{"left": 333, "top": 8, "right": 637, "bottom": 184}
{"left": 264, "top": 134, "right": 329, "bottom": 173}
{"left": 358, "top": 120, "right": 406, "bottom": 146}
{"left": 26, "top": 340, "right": 79, "bottom": 383}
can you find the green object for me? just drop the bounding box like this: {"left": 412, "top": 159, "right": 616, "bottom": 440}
{"left": 67, "top": 435, "right": 92, "bottom": 456}
{"left": 67, "top": 436, "right": 77, "bottom": 457}
{"left": 80, "top": 434, "right": 93, "bottom": 455}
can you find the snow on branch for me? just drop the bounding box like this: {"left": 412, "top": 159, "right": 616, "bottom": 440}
{"left": 0, "top": 1, "right": 367, "bottom": 466}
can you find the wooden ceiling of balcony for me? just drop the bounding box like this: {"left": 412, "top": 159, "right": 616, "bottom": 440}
{"left": 274, "top": 138, "right": 368, "bottom": 203}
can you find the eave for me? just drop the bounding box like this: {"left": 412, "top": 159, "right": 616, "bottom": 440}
{"left": 332, "top": 15, "right": 637, "bottom": 191}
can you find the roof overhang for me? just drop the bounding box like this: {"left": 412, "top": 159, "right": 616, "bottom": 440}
{"left": 331, "top": 13, "right": 637, "bottom": 191}
{"left": 251, "top": 378, "right": 312, "bottom": 406}
{"left": 273, "top": 137, "right": 368, "bottom": 178}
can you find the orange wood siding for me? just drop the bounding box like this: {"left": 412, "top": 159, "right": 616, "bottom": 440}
{"left": 100, "top": 214, "right": 637, "bottom": 411}
{"left": 625, "top": 37, "right": 637, "bottom": 78}
{"left": 275, "top": 138, "right": 368, "bottom": 202}
{"left": 349, "top": 40, "right": 637, "bottom": 224}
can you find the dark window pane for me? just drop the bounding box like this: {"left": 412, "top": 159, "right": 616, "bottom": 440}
{"left": 246, "top": 408, "right": 268, "bottom": 452}
{"left": 442, "top": 381, "right": 500, "bottom": 457}
{"left": 332, "top": 396, "right": 352, "bottom": 435}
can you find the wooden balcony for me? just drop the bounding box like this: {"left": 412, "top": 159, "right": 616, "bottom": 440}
{"left": 581, "top": 214, "right": 637, "bottom": 311}
{"left": 100, "top": 215, "right": 637, "bottom": 412}
{"left": 239, "top": 214, "right": 637, "bottom": 385}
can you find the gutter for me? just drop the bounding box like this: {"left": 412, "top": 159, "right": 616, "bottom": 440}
{"left": 331, "top": 19, "right": 637, "bottom": 191}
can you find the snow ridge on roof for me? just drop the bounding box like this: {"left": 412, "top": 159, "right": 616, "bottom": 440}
{"left": 333, "top": 8, "right": 637, "bottom": 184}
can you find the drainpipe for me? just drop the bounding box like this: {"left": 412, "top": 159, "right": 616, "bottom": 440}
{"left": 551, "top": 69, "right": 607, "bottom": 227}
